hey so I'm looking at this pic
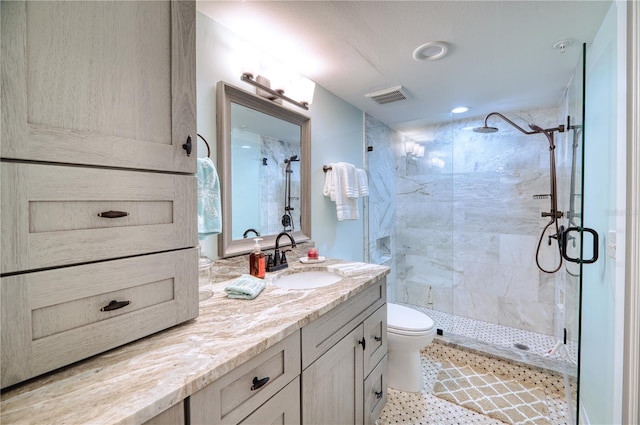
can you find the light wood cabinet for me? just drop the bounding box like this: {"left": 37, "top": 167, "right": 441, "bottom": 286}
{"left": 0, "top": 1, "right": 196, "bottom": 173}
{"left": 144, "top": 401, "right": 186, "bottom": 425}
{"left": 1, "top": 162, "right": 197, "bottom": 274}
{"left": 190, "top": 331, "right": 301, "bottom": 425}
{"left": 301, "top": 279, "right": 388, "bottom": 425}
{"left": 0, "top": 0, "right": 198, "bottom": 389}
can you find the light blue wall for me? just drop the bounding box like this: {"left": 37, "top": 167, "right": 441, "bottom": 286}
{"left": 196, "top": 12, "right": 365, "bottom": 261}
{"left": 580, "top": 2, "right": 625, "bottom": 424}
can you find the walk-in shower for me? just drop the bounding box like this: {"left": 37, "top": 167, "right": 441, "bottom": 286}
{"left": 474, "top": 112, "right": 566, "bottom": 273}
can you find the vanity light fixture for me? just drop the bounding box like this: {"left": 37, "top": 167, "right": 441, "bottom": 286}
{"left": 241, "top": 73, "right": 309, "bottom": 110}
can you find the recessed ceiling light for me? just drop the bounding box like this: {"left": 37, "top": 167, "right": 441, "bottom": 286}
{"left": 451, "top": 106, "right": 469, "bottom": 114}
{"left": 413, "top": 41, "right": 449, "bottom": 62}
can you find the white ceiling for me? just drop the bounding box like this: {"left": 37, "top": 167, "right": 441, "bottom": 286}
{"left": 197, "top": 1, "right": 611, "bottom": 141}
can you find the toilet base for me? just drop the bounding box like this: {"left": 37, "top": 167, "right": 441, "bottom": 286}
{"left": 387, "top": 348, "right": 423, "bottom": 393}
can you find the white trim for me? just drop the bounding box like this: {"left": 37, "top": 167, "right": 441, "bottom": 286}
{"left": 613, "top": 2, "right": 628, "bottom": 423}
{"left": 623, "top": 1, "right": 640, "bottom": 423}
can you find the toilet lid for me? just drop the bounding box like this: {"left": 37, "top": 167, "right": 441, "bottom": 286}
{"left": 387, "top": 303, "right": 434, "bottom": 333}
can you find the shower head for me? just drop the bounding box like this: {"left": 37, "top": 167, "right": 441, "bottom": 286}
{"left": 473, "top": 125, "right": 499, "bottom": 133}
{"left": 475, "top": 112, "right": 538, "bottom": 136}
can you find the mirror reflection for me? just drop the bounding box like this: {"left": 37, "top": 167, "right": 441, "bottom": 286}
{"left": 230, "top": 102, "right": 302, "bottom": 239}
{"left": 217, "top": 81, "right": 311, "bottom": 258}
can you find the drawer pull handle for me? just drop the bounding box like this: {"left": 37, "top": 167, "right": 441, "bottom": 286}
{"left": 251, "top": 376, "right": 270, "bottom": 391}
{"left": 101, "top": 300, "right": 131, "bottom": 312}
{"left": 375, "top": 391, "right": 383, "bottom": 400}
{"left": 182, "top": 135, "right": 192, "bottom": 156}
{"left": 358, "top": 337, "right": 366, "bottom": 350}
{"left": 98, "top": 210, "right": 129, "bottom": 219}
{"left": 374, "top": 336, "right": 382, "bottom": 342}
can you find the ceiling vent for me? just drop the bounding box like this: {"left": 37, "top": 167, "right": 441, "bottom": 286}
{"left": 365, "top": 85, "right": 408, "bottom": 105}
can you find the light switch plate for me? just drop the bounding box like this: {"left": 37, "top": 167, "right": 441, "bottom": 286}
{"left": 607, "top": 230, "right": 616, "bottom": 259}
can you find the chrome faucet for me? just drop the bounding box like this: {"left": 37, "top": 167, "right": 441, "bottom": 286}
{"left": 267, "top": 232, "right": 296, "bottom": 272}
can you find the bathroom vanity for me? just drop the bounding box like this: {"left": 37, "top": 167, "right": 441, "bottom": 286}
{"left": 0, "top": 258, "right": 389, "bottom": 425}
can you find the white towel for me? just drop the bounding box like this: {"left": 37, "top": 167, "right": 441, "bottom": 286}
{"left": 339, "top": 162, "right": 359, "bottom": 199}
{"left": 356, "top": 169, "right": 369, "bottom": 196}
{"left": 323, "top": 165, "right": 336, "bottom": 201}
{"left": 323, "top": 162, "right": 359, "bottom": 220}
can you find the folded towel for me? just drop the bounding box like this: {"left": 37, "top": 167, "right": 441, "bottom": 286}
{"left": 197, "top": 157, "right": 222, "bottom": 240}
{"left": 323, "top": 162, "right": 359, "bottom": 221}
{"left": 357, "top": 168, "right": 369, "bottom": 196}
{"left": 224, "top": 274, "right": 266, "bottom": 300}
{"left": 323, "top": 165, "right": 336, "bottom": 201}
{"left": 339, "top": 162, "right": 359, "bottom": 199}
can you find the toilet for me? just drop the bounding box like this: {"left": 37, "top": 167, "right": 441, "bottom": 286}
{"left": 386, "top": 303, "right": 436, "bottom": 393}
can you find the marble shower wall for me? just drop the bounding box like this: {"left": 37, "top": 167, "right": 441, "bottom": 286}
{"left": 393, "top": 106, "right": 563, "bottom": 336}
{"left": 364, "top": 114, "right": 402, "bottom": 300}
{"left": 259, "top": 136, "right": 300, "bottom": 236}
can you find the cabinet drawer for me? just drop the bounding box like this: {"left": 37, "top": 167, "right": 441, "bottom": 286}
{"left": 190, "top": 331, "right": 301, "bottom": 425}
{"left": 363, "top": 304, "right": 387, "bottom": 375}
{"left": 1, "top": 249, "right": 198, "bottom": 389}
{"left": 302, "top": 278, "right": 386, "bottom": 368}
{"left": 1, "top": 162, "right": 196, "bottom": 274}
{"left": 364, "top": 355, "right": 387, "bottom": 425}
{"left": 238, "top": 377, "right": 300, "bottom": 425}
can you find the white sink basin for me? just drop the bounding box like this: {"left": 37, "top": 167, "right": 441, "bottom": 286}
{"left": 273, "top": 270, "right": 343, "bottom": 290}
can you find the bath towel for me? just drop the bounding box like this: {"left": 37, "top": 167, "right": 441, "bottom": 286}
{"left": 356, "top": 168, "right": 369, "bottom": 196}
{"left": 340, "top": 162, "right": 359, "bottom": 199}
{"left": 197, "top": 157, "right": 222, "bottom": 240}
{"left": 323, "top": 162, "right": 359, "bottom": 220}
{"left": 224, "top": 274, "right": 266, "bottom": 300}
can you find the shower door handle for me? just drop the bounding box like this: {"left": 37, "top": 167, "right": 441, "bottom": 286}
{"left": 561, "top": 226, "right": 599, "bottom": 264}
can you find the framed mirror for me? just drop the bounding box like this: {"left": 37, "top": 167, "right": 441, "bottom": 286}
{"left": 217, "top": 81, "right": 311, "bottom": 257}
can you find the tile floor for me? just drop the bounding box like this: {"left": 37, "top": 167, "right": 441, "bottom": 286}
{"left": 379, "top": 305, "right": 577, "bottom": 424}
{"left": 379, "top": 342, "right": 574, "bottom": 425}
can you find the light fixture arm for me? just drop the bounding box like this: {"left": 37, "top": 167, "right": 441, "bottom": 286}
{"left": 241, "top": 73, "right": 309, "bottom": 110}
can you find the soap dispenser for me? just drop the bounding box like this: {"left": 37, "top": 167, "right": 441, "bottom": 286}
{"left": 249, "top": 238, "right": 266, "bottom": 279}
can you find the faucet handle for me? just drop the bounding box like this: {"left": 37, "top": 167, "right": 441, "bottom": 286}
{"left": 280, "top": 249, "right": 291, "bottom": 265}
{"left": 267, "top": 253, "right": 274, "bottom": 268}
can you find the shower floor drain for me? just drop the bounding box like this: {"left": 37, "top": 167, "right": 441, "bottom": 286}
{"left": 514, "top": 343, "right": 530, "bottom": 351}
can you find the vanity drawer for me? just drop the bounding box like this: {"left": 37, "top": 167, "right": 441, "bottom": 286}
{"left": 364, "top": 355, "right": 387, "bottom": 425}
{"left": 0, "top": 248, "right": 198, "bottom": 389}
{"left": 1, "top": 162, "right": 196, "bottom": 274}
{"left": 301, "top": 278, "right": 386, "bottom": 368}
{"left": 190, "top": 331, "right": 301, "bottom": 425}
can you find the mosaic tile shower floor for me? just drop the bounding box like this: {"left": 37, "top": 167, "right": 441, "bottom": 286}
{"left": 379, "top": 342, "right": 574, "bottom": 425}
{"left": 401, "top": 304, "right": 578, "bottom": 364}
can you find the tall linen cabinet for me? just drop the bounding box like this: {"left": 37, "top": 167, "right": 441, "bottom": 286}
{"left": 0, "top": 1, "right": 198, "bottom": 389}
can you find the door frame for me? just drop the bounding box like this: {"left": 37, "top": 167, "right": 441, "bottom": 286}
{"left": 623, "top": 1, "right": 640, "bottom": 423}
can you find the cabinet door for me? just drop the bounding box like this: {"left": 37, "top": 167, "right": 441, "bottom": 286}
{"left": 302, "top": 326, "right": 364, "bottom": 425}
{"left": 143, "top": 401, "right": 185, "bottom": 425}
{"left": 363, "top": 304, "right": 387, "bottom": 375}
{"left": 1, "top": 1, "right": 196, "bottom": 173}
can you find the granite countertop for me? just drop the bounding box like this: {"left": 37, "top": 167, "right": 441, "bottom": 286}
{"left": 0, "top": 253, "right": 390, "bottom": 425}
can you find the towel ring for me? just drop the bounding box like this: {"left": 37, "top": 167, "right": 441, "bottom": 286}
{"left": 197, "top": 133, "right": 211, "bottom": 158}
{"left": 322, "top": 165, "right": 332, "bottom": 172}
